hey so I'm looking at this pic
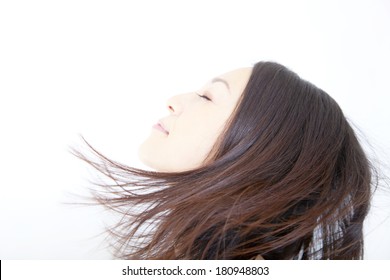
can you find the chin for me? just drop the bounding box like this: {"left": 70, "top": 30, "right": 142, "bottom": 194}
{"left": 137, "top": 142, "right": 166, "bottom": 171}
{"left": 137, "top": 140, "right": 202, "bottom": 173}
{"left": 138, "top": 142, "right": 155, "bottom": 169}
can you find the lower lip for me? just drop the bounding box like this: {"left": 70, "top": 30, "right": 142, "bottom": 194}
{"left": 152, "top": 123, "right": 169, "bottom": 135}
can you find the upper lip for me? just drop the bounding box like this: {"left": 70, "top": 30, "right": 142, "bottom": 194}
{"left": 158, "top": 120, "right": 169, "bottom": 134}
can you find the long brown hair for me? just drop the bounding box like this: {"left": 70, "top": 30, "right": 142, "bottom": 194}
{"left": 72, "top": 61, "right": 377, "bottom": 259}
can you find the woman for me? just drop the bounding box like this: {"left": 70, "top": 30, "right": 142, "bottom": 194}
{"left": 74, "top": 61, "right": 376, "bottom": 259}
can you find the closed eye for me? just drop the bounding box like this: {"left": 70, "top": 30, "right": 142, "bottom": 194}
{"left": 197, "top": 93, "right": 212, "bottom": 101}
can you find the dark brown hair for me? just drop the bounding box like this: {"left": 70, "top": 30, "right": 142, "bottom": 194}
{"left": 73, "top": 61, "right": 377, "bottom": 259}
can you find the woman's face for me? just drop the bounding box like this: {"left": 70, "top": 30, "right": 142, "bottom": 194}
{"left": 138, "top": 67, "right": 252, "bottom": 172}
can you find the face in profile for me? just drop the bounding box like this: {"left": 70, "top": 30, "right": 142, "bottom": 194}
{"left": 138, "top": 67, "right": 252, "bottom": 172}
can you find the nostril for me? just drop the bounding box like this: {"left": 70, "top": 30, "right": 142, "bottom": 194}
{"left": 168, "top": 105, "right": 174, "bottom": 112}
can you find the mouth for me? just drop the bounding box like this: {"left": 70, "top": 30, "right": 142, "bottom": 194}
{"left": 152, "top": 122, "right": 169, "bottom": 135}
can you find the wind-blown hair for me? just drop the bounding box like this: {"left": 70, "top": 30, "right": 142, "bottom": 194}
{"left": 73, "top": 61, "right": 377, "bottom": 259}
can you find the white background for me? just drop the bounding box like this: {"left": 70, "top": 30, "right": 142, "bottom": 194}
{"left": 0, "top": 0, "right": 389, "bottom": 259}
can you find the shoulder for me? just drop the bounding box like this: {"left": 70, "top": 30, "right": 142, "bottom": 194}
{"left": 251, "top": 254, "right": 264, "bottom": 260}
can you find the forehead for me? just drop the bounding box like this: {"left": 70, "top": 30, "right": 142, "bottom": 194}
{"left": 217, "top": 67, "right": 252, "bottom": 97}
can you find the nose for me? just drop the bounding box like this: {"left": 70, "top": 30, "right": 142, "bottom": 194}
{"left": 166, "top": 93, "right": 189, "bottom": 115}
{"left": 168, "top": 103, "right": 175, "bottom": 114}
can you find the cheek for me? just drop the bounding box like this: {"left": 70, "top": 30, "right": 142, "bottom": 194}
{"left": 169, "top": 111, "right": 227, "bottom": 156}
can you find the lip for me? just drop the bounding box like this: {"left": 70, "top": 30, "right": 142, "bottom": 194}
{"left": 152, "top": 121, "right": 169, "bottom": 135}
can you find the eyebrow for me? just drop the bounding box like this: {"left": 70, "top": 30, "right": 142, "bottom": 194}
{"left": 211, "top": 77, "right": 231, "bottom": 93}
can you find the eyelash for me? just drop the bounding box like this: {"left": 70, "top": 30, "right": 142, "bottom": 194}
{"left": 197, "top": 93, "right": 212, "bottom": 101}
